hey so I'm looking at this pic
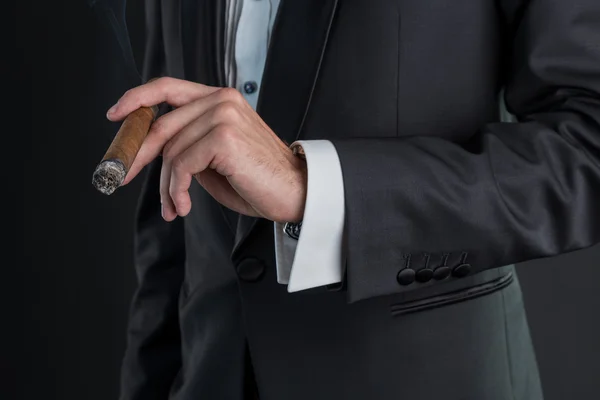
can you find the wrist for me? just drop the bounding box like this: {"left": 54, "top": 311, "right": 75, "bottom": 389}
{"left": 284, "top": 143, "right": 308, "bottom": 222}
{"left": 288, "top": 161, "right": 307, "bottom": 222}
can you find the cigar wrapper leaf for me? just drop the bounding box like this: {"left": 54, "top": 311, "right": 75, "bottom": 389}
{"left": 92, "top": 105, "right": 159, "bottom": 195}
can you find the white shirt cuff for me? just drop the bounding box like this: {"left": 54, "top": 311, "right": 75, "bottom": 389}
{"left": 273, "top": 139, "right": 346, "bottom": 292}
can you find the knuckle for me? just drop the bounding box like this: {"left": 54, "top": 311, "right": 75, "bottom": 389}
{"left": 155, "top": 76, "right": 173, "bottom": 90}
{"left": 149, "top": 119, "right": 166, "bottom": 137}
{"left": 155, "top": 79, "right": 169, "bottom": 98}
{"left": 159, "top": 186, "right": 169, "bottom": 200}
{"left": 214, "top": 101, "right": 239, "bottom": 122}
{"left": 171, "top": 155, "right": 186, "bottom": 172}
{"left": 119, "top": 89, "right": 133, "bottom": 104}
{"left": 127, "top": 88, "right": 143, "bottom": 102}
{"left": 219, "top": 87, "right": 243, "bottom": 103}
{"left": 156, "top": 77, "right": 178, "bottom": 101}
{"left": 213, "top": 126, "right": 240, "bottom": 155}
{"left": 213, "top": 124, "right": 237, "bottom": 142}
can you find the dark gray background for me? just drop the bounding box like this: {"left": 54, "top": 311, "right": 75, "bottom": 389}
{"left": 14, "top": 1, "right": 600, "bottom": 399}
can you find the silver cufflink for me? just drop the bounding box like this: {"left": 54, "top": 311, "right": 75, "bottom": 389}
{"left": 283, "top": 221, "right": 303, "bottom": 240}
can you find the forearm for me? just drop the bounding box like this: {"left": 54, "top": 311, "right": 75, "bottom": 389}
{"left": 331, "top": 94, "right": 600, "bottom": 302}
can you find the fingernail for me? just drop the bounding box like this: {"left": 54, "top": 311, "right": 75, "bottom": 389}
{"left": 161, "top": 203, "right": 165, "bottom": 219}
{"left": 106, "top": 102, "right": 119, "bottom": 118}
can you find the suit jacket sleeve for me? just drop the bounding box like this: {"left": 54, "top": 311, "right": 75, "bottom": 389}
{"left": 330, "top": 0, "right": 600, "bottom": 303}
{"left": 119, "top": 1, "right": 184, "bottom": 399}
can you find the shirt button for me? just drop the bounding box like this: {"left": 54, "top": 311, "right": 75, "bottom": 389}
{"left": 243, "top": 81, "right": 258, "bottom": 94}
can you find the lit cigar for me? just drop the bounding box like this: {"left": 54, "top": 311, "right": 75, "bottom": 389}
{"left": 92, "top": 104, "right": 158, "bottom": 195}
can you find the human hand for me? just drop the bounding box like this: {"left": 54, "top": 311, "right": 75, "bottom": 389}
{"left": 106, "top": 77, "right": 307, "bottom": 223}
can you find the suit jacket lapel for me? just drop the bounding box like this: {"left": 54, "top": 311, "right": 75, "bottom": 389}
{"left": 180, "top": 0, "right": 226, "bottom": 86}
{"left": 232, "top": 0, "right": 339, "bottom": 259}
{"left": 160, "top": 0, "right": 184, "bottom": 79}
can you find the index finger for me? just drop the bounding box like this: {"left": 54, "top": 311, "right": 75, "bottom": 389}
{"left": 106, "top": 77, "right": 220, "bottom": 121}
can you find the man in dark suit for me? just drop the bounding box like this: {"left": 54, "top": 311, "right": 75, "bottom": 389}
{"left": 106, "top": 0, "right": 600, "bottom": 399}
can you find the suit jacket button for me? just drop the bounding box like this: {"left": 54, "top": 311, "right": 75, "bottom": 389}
{"left": 452, "top": 263, "right": 472, "bottom": 278}
{"left": 416, "top": 268, "right": 434, "bottom": 283}
{"left": 397, "top": 268, "right": 416, "bottom": 285}
{"left": 433, "top": 266, "right": 451, "bottom": 280}
{"left": 236, "top": 257, "right": 266, "bottom": 282}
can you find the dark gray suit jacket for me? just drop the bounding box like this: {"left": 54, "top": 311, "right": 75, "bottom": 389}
{"left": 118, "top": 0, "right": 600, "bottom": 399}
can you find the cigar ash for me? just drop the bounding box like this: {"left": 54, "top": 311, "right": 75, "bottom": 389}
{"left": 92, "top": 159, "right": 127, "bottom": 195}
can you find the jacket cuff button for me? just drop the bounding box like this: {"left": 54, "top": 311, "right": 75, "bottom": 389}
{"left": 452, "top": 263, "right": 472, "bottom": 278}
{"left": 433, "top": 266, "right": 451, "bottom": 280}
{"left": 397, "top": 268, "right": 416, "bottom": 285}
{"left": 416, "top": 268, "right": 434, "bottom": 283}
